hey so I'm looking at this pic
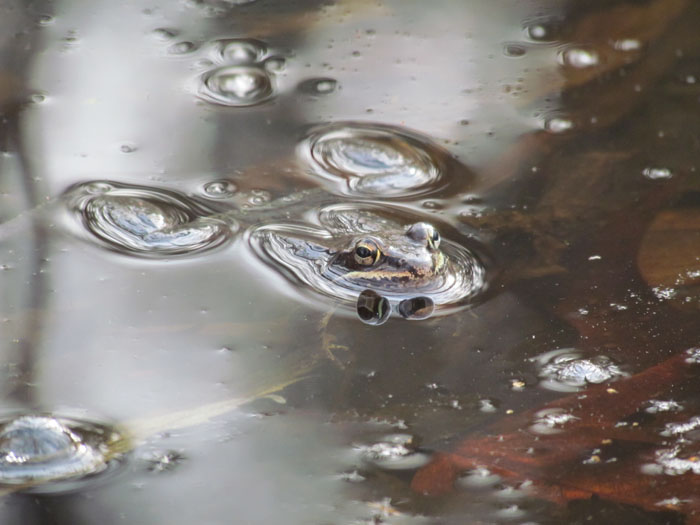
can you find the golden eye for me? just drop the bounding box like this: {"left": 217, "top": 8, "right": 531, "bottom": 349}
{"left": 354, "top": 239, "right": 379, "bottom": 265}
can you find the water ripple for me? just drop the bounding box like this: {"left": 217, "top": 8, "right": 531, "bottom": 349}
{"left": 66, "top": 181, "right": 235, "bottom": 258}
{"left": 0, "top": 414, "right": 127, "bottom": 492}
{"left": 299, "top": 122, "right": 456, "bottom": 197}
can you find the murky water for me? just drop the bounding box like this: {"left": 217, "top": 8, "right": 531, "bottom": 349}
{"left": 1, "top": 0, "right": 700, "bottom": 523}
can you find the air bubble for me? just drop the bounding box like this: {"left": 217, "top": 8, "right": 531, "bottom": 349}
{"left": 299, "top": 78, "right": 337, "bottom": 95}
{"left": 642, "top": 167, "right": 673, "bottom": 180}
{"left": 215, "top": 39, "right": 267, "bottom": 63}
{"left": 533, "top": 348, "right": 626, "bottom": 392}
{"left": 67, "top": 181, "right": 234, "bottom": 258}
{"left": 302, "top": 122, "right": 448, "bottom": 197}
{"left": 503, "top": 43, "right": 527, "bottom": 57}
{"left": 559, "top": 47, "right": 600, "bottom": 69}
{"left": 0, "top": 414, "right": 126, "bottom": 491}
{"left": 168, "top": 41, "right": 197, "bottom": 55}
{"left": 198, "top": 66, "right": 273, "bottom": 107}
{"left": 203, "top": 180, "right": 237, "bottom": 198}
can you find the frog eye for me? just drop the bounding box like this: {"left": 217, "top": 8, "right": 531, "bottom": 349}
{"left": 407, "top": 222, "right": 441, "bottom": 250}
{"left": 428, "top": 227, "right": 441, "bottom": 250}
{"left": 354, "top": 239, "right": 380, "bottom": 266}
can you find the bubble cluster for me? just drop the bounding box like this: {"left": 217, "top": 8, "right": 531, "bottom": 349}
{"left": 197, "top": 38, "right": 278, "bottom": 107}
{"left": 533, "top": 348, "right": 626, "bottom": 392}
{"left": 354, "top": 434, "right": 429, "bottom": 470}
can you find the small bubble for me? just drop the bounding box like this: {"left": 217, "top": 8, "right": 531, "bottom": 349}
{"left": 217, "top": 39, "right": 267, "bottom": 63}
{"left": 560, "top": 47, "right": 600, "bottom": 69}
{"left": 120, "top": 143, "right": 137, "bottom": 153}
{"left": 397, "top": 296, "right": 434, "bottom": 320}
{"left": 298, "top": 77, "right": 337, "bottom": 95}
{"left": 503, "top": 43, "right": 526, "bottom": 57}
{"left": 246, "top": 189, "right": 271, "bottom": 206}
{"left": 37, "top": 14, "right": 54, "bottom": 26}
{"left": 457, "top": 467, "right": 501, "bottom": 488}
{"left": 198, "top": 65, "right": 273, "bottom": 107}
{"left": 152, "top": 28, "right": 178, "bottom": 40}
{"left": 357, "top": 289, "right": 390, "bottom": 325}
{"left": 545, "top": 117, "right": 573, "bottom": 134}
{"left": 264, "top": 56, "right": 286, "bottom": 73}
{"left": 30, "top": 93, "right": 46, "bottom": 104}
{"left": 168, "top": 41, "right": 197, "bottom": 55}
{"left": 642, "top": 167, "right": 672, "bottom": 180}
{"left": 203, "top": 180, "right": 237, "bottom": 198}
{"left": 614, "top": 39, "right": 641, "bottom": 52}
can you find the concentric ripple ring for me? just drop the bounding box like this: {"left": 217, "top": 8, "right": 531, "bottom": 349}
{"left": 300, "top": 122, "right": 458, "bottom": 197}
{"left": 66, "top": 181, "right": 235, "bottom": 258}
{"left": 0, "top": 414, "right": 127, "bottom": 491}
{"left": 248, "top": 204, "right": 487, "bottom": 316}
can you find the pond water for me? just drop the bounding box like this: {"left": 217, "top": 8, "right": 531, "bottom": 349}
{"left": 1, "top": 0, "right": 700, "bottom": 523}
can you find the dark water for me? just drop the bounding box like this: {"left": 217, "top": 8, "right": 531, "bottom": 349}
{"left": 1, "top": 0, "right": 700, "bottom": 523}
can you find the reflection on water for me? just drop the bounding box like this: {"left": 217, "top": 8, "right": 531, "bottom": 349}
{"left": 1, "top": 0, "right": 700, "bottom": 522}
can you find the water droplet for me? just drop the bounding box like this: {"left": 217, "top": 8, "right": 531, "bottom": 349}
{"left": 533, "top": 348, "right": 626, "bottom": 392}
{"left": 503, "top": 43, "right": 527, "bottom": 57}
{"left": 298, "top": 77, "right": 337, "bottom": 95}
{"left": 642, "top": 167, "right": 673, "bottom": 180}
{"left": 523, "top": 19, "right": 559, "bottom": 42}
{"left": 203, "top": 180, "right": 237, "bottom": 198}
{"left": 457, "top": 467, "right": 501, "bottom": 488}
{"left": 614, "top": 39, "right": 641, "bottom": 52}
{"left": 545, "top": 117, "right": 573, "bottom": 134}
{"left": 168, "top": 41, "right": 197, "bottom": 55}
{"left": 152, "top": 27, "right": 178, "bottom": 40}
{"left": 421, "top": 200, "right": 443, "bottom": 210}
{"left": 559, "top": 47, "right": 600, "bottom": 69}
{"left": 198, "top": 65, "right": 273, "bottom": 107}
{"left": 243, "top": 189, "right": 271, "bottom": 207}
{"left": 37, "top": 14, "right": 54, "bottom": 26}
{"left": 215, "top": 38, "right": 267, "bottom": 63}
{"left": 397, "top": 296, "right": 434, "bottom": 320}
{"left": 302, "top": 122, "right": 446, "bottom": 196}
{"left": 67, "top": 181, "right": 234, "bottom": 258}
{"left": 30, "top": 93, "right": 46, "bottom": 104}
{"left": 0, "top": 414, "right": 126, "bottom": 490}
{"left": 264, "top": 56, "right": 286, "bottom": 73}
{"left": 357, "top": 290, "right": 390, "bottom": 326}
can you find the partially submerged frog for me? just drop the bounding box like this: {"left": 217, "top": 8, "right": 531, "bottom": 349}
{"left": 249, "top": 204, "right": 486, "bottom": 319}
